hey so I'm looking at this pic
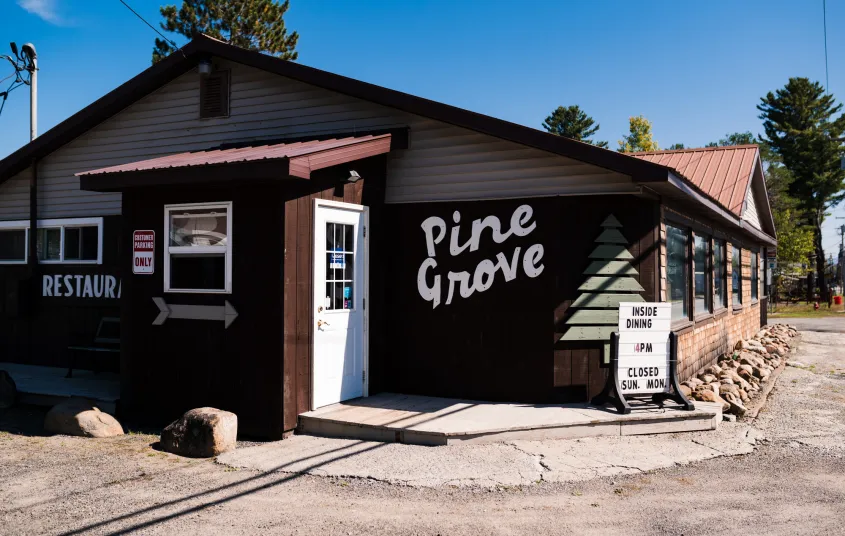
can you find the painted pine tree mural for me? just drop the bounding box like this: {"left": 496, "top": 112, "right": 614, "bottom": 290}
{"left": 560, "top": 214, "right": 645, "bottom": 363}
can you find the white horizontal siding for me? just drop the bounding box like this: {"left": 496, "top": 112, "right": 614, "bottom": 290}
{"left": 1, "top": 58, "right": 633, "bottom": 218}
{"left": 0, "top": 170, "right": 31, "bottom": 220}
{"left": 742, "top": 182, "right": 762, "bottom": 230}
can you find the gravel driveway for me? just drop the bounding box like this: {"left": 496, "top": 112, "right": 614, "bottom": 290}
{"left": 1, "top": 320, "right": 844, "bottom": 535}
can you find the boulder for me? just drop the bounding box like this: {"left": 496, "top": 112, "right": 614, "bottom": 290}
{"left": 44, "top": 398, "right": 124, "bottom": 438}
{"left": 160, "top": 407, "right": 237, "bottom": 458}
{"left": 695, "top": 389, "right": 730, "bottom": 412}
{"left": 723, "top": 392, "right": 747, "bottom": 417}
{"left": 704, "top": 364, "right": 723, "bottom": 377}
{"left": 0, "top": 370, "right": 16, "bottom": 409}
{"left": 753, "top": 366, "right": 771, "bottom": 379}
{"left": 720, "top": 383, "right": 740, "bottom": 397}
{"left": 679, "top": 384, "right": 692, "bottom": 397}
{"left": 738, "top": 389, "right": 749, "bottom": 402}
{"left": 700, "top": 374, "right": 717, "bottom": 384}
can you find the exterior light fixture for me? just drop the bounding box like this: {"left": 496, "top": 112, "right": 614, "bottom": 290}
{"left": 347, "top": 170, "right": 362, "bottom": 183}
{"left": 198, "top": 59, "right": 212, "bottom": 76}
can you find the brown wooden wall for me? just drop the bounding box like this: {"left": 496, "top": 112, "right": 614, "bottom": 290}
{"left": 0, "top": 215, "right": 122, "bottom": 369}
{"left": 379, "top": 195, "right": 659, "bottom": 403}
{"left": 121, "top": 183, "right": 286, "bottom": 439}
{"left": 281, "top": 156, "right": 387, "bottom": 433}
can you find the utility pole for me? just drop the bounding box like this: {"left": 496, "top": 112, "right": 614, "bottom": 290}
{"left": 21, "top": 43, "right": 36, "bottom": 140}
{"left": 1, "top": 42, "right": 37, "bottom": 139}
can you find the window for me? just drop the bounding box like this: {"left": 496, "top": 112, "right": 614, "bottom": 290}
{"left": 732, "top": 244, "right": 742, "bottom": 306}
{"left": 751, "top": 251, "right": 759, "bottom": 301}
{"left": 714, "top": 240, "right": 727, "bottom": 309}
{"left": 0, "top": 228, "right": 27, "bottom": 263}
{"left": 0, "top": 218, "right": 102, "bottom": 265}
{"left": 666, "top": 224, "right": 689, "bottom": 322}
{"left": 693, "top": 234, "right": 711, "bottom": 315}
{"left": 324, "top": 222, "right": 355, "bottom": 310}
{"left": 164, "top": 202, "right": 232, "bottom": 293}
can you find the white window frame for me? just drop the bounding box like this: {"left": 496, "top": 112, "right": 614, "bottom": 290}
{"left": 164, "top": 201, "right": 233, "bottom": 294}
{"left": 0, "top": 217, "right": 103, "bottom": 265}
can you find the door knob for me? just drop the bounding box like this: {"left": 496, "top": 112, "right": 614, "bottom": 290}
{"left": 317, "top": 319, "right": 330, "bottom": 328}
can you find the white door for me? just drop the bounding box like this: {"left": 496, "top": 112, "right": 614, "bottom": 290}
{"left": 312, "top": 201, "right": 367, "bottom": 409}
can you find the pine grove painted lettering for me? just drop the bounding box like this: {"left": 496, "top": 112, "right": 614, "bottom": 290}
{"left": 417, "top": 204, "right": 544, "bottom": 308}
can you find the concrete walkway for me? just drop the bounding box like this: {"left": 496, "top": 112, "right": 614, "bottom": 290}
{"left": 219, "top": 420, "right": 758, "bottom": 488}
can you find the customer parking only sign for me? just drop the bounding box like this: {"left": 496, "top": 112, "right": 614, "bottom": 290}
{"left": 133, "top": 230, "right": 155, "bottom": 275}
{"left": 617, "top": 302, "right": 671, "bottom": 394}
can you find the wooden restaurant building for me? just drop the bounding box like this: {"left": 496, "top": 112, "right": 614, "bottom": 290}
{"left": 0, "top": 36, "right": 776, "bottom": 439}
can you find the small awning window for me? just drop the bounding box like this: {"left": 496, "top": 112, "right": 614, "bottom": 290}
{"left": 77, "top": 134, "right": 392, "bottom": 191}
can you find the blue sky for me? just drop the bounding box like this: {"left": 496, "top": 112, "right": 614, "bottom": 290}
{"left": 1, "top": 0, "right": 844, "bottom": 254}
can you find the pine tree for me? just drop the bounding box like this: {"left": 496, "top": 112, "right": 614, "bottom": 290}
{"left": 617, "top": 115, "right": 658, "bottom": 152}
{"left": 561, "top": 215, "right": 645, "bottom": 363}
{"left": 758, "top": 77, "right": 845, "bottom": 300}
{"left": 542, "top": 105, "right": 609, "bottom": 148}
{"left": 153, "top": 0, "right": 299, "bottom": 64}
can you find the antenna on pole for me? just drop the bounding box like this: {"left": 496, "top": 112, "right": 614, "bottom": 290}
{"left": 21, "top": 43, "right": 36, "bottom": 140}
{"left": 1, "top": 42, "right": 37, "bottom": 139}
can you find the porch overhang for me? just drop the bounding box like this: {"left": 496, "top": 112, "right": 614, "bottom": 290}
{"left": 77, "top": 133, "right": 392, "bottom": 192}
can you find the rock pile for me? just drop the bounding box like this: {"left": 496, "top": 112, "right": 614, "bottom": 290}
{"left": 682, "top": 324, "right": 798, "bottom": 417}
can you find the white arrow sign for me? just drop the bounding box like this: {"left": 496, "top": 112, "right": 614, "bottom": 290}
{"left": 152, "top": 297, "right": 238, "bottom": 329}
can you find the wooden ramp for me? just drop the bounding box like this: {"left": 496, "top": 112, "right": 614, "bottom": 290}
{"left": 0, "top": 363, "right": 119, "bottom": 414}
{"left": 298, "top": 393, "right": 721, "bottom": 446}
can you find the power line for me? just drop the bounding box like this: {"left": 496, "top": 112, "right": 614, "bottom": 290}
{"left": 117, "top": 0, "right": 186, "bottom": 58}
{"left": 824, "top": 0, "right": 830, "bottom": 91}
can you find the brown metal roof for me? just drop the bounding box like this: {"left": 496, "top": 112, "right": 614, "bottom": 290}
{"left": 76, "top": 134, "right": 392, "bottom": 180}
{"left": 630, "top": 145, "right": 759, "bottom": 217}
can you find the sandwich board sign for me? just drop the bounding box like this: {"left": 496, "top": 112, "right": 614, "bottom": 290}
{"left": 591, "top": 302, "right": 694, "bottom": 414}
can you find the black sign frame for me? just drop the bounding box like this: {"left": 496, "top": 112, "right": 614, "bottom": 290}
{"left": 591, "top": 331, "right": 695, "bottom": 414}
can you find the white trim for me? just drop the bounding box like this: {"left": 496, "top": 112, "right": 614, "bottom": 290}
{"left": 311, "top": 199, "right": 370, "bottom": 409}
{"left": 0, "top": 217, "right": 103, "bottom": 265}
{"left": 163, "top": 201, "right": 233, "bottom": 294}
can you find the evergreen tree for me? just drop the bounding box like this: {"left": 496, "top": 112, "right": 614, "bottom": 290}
{"left": 758, "top": 77, "right": 845, "bottom": 300}
{"left": 667, "top": 143, "right": 685, "bottom": 150}
{"left": 561, "top": 215, "right": 645, "bottom": 364}
{"left": 542, "top": 105, "right": 609, "bottom": 148}
{"left": 617, "top": 115, "right": 658, "bottom": 152}
{"left": 152, "top": 0, "right": 299, "bottom": 64}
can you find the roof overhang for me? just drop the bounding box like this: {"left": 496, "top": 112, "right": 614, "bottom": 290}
{"left": 78, "top": 134, "right": 392, "bottom": 192}
{"left": 0, "top": 34, "right": 670, "bottom": 186}
{"left": 646, "top": 172, "right": 777, "bottom": 246}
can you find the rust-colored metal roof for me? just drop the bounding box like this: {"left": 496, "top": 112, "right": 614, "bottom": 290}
{"left": 630, "top": 145, "right": 759, "bottom": 217}
{"left": 76, "top": 134, "right": 392, "bottom": 180}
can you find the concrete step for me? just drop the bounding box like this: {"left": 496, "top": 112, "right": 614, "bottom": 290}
{"left": 297, "top": 393, "right": 721, "bottom": 446}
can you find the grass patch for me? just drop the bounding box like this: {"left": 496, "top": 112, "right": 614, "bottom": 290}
{"left": 770, "top": 302, "right": 845, "bottom": 318}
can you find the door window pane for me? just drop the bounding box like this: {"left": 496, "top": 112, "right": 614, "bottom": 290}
{"left": 666, "top": 225, "right": 689, "bottom": 321}
{"left": 714, "top": 240, "right": 727, "bottom": 309}
{"left": 169, "top": 209, "right": 228, "bottom": 246}
{"left": 36, "top": 228, "right": 61, "bottom": 261}
{"left": 0, "top": 229, "right": 26, "bottom": 261}
{"left": 325, "top": 222, "right": 354, "bottom": 310}
{"left": 732, "top": 245, "right": 742, "bottom": 305}
{"left": 751, "top": 251, "right": 759, "bottom": 301}
{"left": 694, "top": 235, "right": 711, "bottom": 315}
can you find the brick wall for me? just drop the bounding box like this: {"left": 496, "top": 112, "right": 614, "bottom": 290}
{"left": 677, "top": 243, "right": 761, "bottom": 380}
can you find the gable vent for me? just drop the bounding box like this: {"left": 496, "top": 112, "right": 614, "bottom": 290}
{"left": 200, "top": 70, "right": 230, "bottom": 119}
